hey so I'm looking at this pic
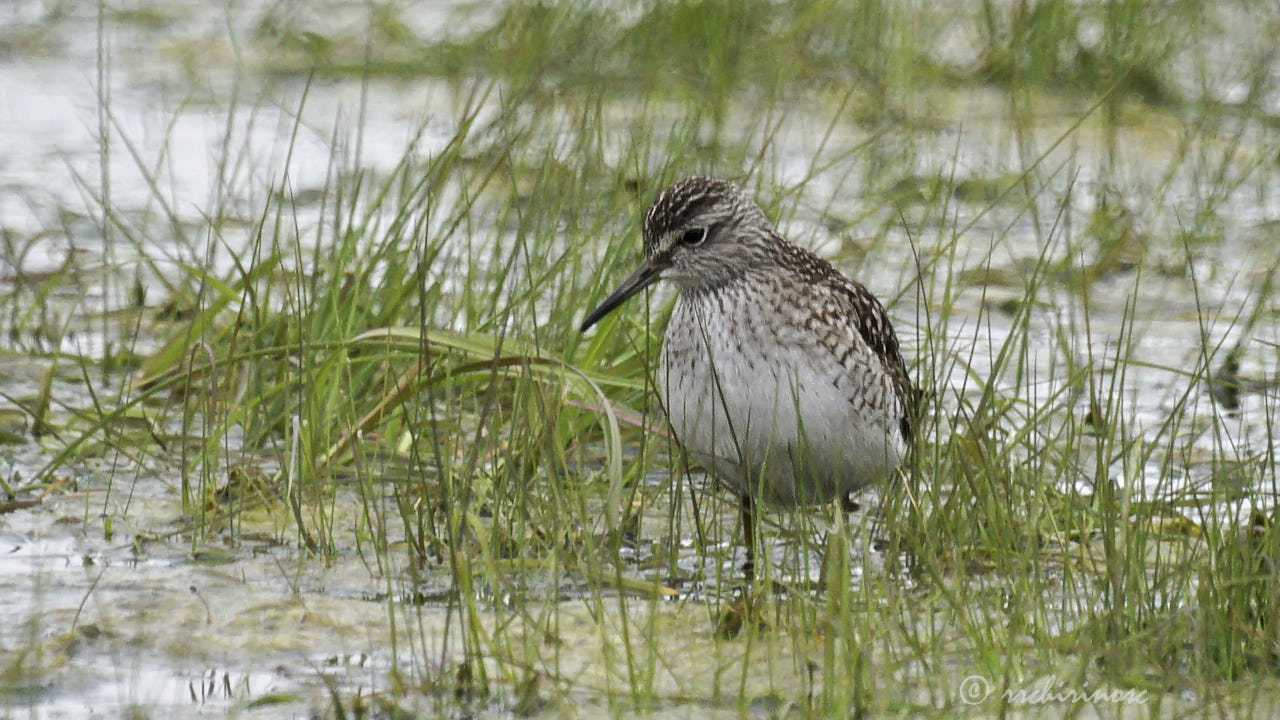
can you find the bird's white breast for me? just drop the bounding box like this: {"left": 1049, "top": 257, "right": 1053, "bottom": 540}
{"left": 658, "top": 283, "right": 906, "bottom": 506}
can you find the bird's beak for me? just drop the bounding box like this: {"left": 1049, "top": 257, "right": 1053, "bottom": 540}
{"left": 579, "top": 256, "right": 667, "bottom": 332}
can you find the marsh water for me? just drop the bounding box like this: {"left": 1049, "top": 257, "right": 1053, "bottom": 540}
{"left": 4, "top": 1, "right": 1280, "bottom": 718}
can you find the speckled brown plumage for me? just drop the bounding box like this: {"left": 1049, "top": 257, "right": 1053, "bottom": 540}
{"left": 643, "top": 177, "right": 914, "bottom": 456}
{"left": 580, "top": 176, "right": 916, "bottom": 574}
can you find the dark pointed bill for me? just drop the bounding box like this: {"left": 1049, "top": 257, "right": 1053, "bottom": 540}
{"left": 579, "top": 257, "right": 667, "bottom": 332}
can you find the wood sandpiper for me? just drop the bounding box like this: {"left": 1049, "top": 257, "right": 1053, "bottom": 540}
{"left": 580, "top": 176, "right": 915, "bottom": 581}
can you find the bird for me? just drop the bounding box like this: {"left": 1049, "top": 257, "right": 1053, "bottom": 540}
{"left": 579, "top": 176, "right": 915, "bottom": 583}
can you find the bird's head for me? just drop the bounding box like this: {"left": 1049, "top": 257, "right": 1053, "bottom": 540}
{"left": 580, "top": 177, "right": 775, "bottom": 331}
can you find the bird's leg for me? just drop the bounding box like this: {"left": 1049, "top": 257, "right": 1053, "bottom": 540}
{"left": 740, "top": 494, "right": 755, "bottom": 587}
{"left": 840, "top": 494, "right": 860, "bottom": 515}
{"left": 820, "top": 495, "right": 857, "bottom": 590}
{"left": 716, "top": 493, "right": 761, "bottom": 639}
{"left": 840, "top": 494, "right": 858, "bottom": 543}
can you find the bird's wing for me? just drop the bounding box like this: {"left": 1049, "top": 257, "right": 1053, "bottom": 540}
{"left": 822, "top": 274, "right": 917, "bottom": 443}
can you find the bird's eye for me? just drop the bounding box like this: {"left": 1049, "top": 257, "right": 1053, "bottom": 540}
{"left": 679, "top": 227, "right": 707, "bottom": 247}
